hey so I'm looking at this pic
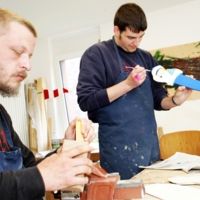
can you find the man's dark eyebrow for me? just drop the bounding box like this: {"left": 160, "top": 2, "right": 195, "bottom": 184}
{"left": 127, "top": 33, "right": 145, "bottom": 38}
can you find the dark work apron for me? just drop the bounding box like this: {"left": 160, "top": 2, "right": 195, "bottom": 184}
{"left": 0, "top": 110, "right": 24, "bottom": 173}
{"left": 97, "top": 38, "right": 160, "bottom": 180}
{"left": 0, "top": 110, "right": 43, "bottom": 200}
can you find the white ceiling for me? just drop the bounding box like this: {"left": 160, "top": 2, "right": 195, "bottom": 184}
{"left": 0, "top": 0, "right": 196, "bottom": 39}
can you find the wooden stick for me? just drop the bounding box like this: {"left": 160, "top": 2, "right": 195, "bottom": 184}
{"left": 76, "top": 121, "right": 84, "bottom": 141}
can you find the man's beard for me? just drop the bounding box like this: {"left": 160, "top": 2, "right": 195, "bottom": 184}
{"left": 0, "top": 83, "right": 20, "bottom": 97}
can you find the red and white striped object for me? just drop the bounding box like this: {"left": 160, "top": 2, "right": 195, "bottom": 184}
{"left": 43, "top": 88, "right": 68, "bottom": 100}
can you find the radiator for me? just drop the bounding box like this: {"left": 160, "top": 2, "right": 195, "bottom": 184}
{"left": 0, "top": 82, "right": 29, "bottom": 147}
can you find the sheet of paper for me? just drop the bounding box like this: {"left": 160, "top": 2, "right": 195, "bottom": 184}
{"left": 139, "top": 152, "right": 200, "bottom": 172}
{"left": 145, "top": 183, "right": 200, "bottom": 200}
{"left": 168, "top": 174, "right": 200, "bottom": 185}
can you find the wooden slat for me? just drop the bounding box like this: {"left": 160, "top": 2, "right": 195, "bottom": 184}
{"left": 48, "top": 118, "right": 53, "bottom": 150}
{"left": 36, "top": 77, "right": 48, "bottom": 151}
{"left": 76, "top": 121, "right": 84, "bottom": 141}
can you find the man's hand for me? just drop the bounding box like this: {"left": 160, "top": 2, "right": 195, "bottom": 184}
{"left": 64, "top": 117, "right": 96, "bottom": 142}
{"left": 172, "top": 85, "right": 193, "bottom": 105}
{"left": 106, "top": 65, "right": 147, "bottom": 103}
{"left": 37, "top": 144, "right": 94, "bottom": 191}
{"left": 173, "top": 75, "right": 194, "bottom": 105}
{"left": 125, "top": 65, "right": 147, "bottom": 89}
{"left": 161, "top": 75, "right": 193, "bottom": 109}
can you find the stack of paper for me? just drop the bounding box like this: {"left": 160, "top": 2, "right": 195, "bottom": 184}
{"left": 139, "top": 152, "right": 200, "bottom": 173}
{"left": 145, "top": 183, "right": 200, "bottom": 200}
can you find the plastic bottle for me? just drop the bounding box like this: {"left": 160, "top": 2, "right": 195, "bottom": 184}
{"left": 51, "top": 131, "right": 60, "bottom": 150}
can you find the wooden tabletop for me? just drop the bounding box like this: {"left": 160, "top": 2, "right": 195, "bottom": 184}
{"left": 131, "top": 168, "right": 188, "bottom": 184}
{"left": 131, "top": 168, "right": 200, "bottom": 199}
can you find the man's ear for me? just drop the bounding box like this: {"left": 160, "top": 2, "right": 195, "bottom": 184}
{"left": 114, "top": 26, "right": 120, "bottom": 36}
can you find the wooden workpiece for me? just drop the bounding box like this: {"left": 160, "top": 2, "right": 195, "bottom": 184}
{"left": 62, "top": 121, "right": 89, "bottom": 192}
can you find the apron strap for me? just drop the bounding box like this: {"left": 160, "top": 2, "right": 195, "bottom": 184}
{"left": 112, "top": 36, "right": 144, "bottom": 71}
{"left": 135, "top": 51, "right": 144, "bottom": 67}
{"left": 0, "top": 109, "right": 14, "bottom": 147}
{"left": 112, "top": 36, "right": 124, "bottom": 73}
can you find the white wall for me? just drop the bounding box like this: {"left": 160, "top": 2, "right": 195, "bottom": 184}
{"left": 142, "top": 1, "right": 200, "bottom": 50}
{"left": 100, "top": 0, "right": 200, "bottom": 49}
{"left": 29, "top": 0, "right": 200, "bottom": 137}
{"left": 29, "top": 27, "right": 100, "bottom": 138}
{"left": 28, "top": 38, "right": 51, "bottom": 84}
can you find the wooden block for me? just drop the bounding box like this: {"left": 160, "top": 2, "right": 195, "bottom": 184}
{"left": 62, "top": 139, "right": 89, "bottom": 192}
{"left": 62, "top": 140, "right": 89, "bottom": 152}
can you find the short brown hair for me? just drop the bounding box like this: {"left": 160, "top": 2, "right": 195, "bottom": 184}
{"left": 114, "top": 3, "right": 147, "bottom": 33}
{"left": 0, "top": 8, "right": 37, "bottom": 37}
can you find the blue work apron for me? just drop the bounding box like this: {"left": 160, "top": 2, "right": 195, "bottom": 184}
{"left": 0, "top": 110, "right": 43, "bottom": 200}
{"left": 0, "top": 110, "right": 24, "bottom": 173}
{"left": 97, "top": 38, "right": 160, "bottom": 180}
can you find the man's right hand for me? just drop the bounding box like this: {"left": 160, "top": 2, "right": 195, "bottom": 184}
{"left": 37, "top": 144, "right": 94, "bottom": 191}
{"left": 126, "top": 65, "right": 147, "bottom": 88}
{"left": 106, "top": 65, "right": 147, "bottom": 103}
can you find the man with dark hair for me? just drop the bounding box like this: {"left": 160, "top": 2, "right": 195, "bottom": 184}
{"left": 0, "top": 8, "right": 96, "bottom": 200}
{"left": 77, "top": 3, "right": 192, "bottom": 179}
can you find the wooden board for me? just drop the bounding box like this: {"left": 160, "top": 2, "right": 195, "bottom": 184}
{"left": 131, "top": 168, "right": 188, "bottom": 184}
{"left": 37, "top": 77, "right": 48, "bottom": 151}
{"left": 28, "top": 86, "right": 38, "bottom": 154}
